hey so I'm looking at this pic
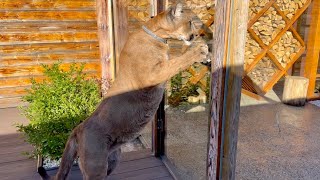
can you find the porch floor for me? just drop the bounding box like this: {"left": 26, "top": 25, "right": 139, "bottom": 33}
{"left": 47, "top": 149, "right": 174, "bottom": 180}
{"left": 0, "top": 108, "right": 173, "bottom": 180}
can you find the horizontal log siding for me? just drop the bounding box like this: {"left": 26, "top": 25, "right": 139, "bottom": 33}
{"left": 0, "top": 0, "right": 100, "bottom": 108}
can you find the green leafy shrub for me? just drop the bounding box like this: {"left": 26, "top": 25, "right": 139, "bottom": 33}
{"left": 16, "top": 63, "right": 101, "bottom": 160}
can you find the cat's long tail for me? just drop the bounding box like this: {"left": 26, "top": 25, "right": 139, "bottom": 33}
{"left": 38, "top": 132, "right": 78, "bottom": 180}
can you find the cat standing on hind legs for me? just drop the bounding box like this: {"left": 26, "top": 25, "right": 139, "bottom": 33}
{"left": 38, "top": 2, "right": 209, "bottom": 180}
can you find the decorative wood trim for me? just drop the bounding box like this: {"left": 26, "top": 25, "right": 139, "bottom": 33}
{"left": 208, "top": 0, "right": 249, "bottom": 179}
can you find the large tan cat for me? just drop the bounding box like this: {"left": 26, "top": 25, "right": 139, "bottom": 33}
{"left": 38, "top": 3, "right": 208, "bottom": 180}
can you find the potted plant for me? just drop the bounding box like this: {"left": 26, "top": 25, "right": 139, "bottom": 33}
{"left": 16, "top": 63, "right": 101, "bottom": 170}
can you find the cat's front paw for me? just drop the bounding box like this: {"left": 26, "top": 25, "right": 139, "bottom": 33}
{"left": 188, "top": 42, "right": 209, "bottom": 63}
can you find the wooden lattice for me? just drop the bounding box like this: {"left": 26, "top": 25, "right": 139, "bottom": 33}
{"left": 134, "top": 0, "right": 313, "bottom": 101}
{"left": 243, "top": 0, "right": 312, "bottom": 95}
{"left": 165, "top": 0, "right": 313, "bottom": 100}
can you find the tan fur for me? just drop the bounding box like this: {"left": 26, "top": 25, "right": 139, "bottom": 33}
{"left": 38, "top": 3, "right": 208, "bottom": 180}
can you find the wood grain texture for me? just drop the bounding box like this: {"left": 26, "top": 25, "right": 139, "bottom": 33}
{"left": 0, "top": 62, "right": 101, "bottom": 78}
{"left": 1, "top": 51, "right": 99, "bottom": 66}
{"left": 221, "top": 0, "right": 249, "bottom": 179}
{"left": 113, "top": 0, "right": 129, "bottom": 73}
{"left": 0, "top": 11, "right": 96, "bottom": 22}
{"left": 0, "top": 76, "right": 45, "bottom": 88}
{"left": 0, "top": 0, "right": 96, "bottom": 10}
{"left": 282, "top": 76, "right": 309, "bottom": 106}
{"left": 0, "top": 22, "right": 97, "bottom": 33}
{"left": 207, "top": 0, "right": 230, "bottom": 178}
{"left": 0, "top": 0, "right": 100, "bottom": 108}
{"left": 96, "top": 0, "right": 112, "bottom": 96}
{"left": 208, "top": 0, "right": 249, "bottom": 179}
{"left": 0, "top": 73, "right": 99, "bottom": 89}
{"left": 0, "top": 42, "right": 99, "bottom": 55}
{"left": 0, "top": 97, "right": 26, "bottom": 108}
{"left": 0, "top": 31, "right": 97, "bottom": 45}
{"left": 241, "top": 89, "right": 262, "bottom": 100}
{"left": 304, "top": 0, "right": 320, "bottom": 98}
{"left": 0, "top": 86, "right": 28, "bottom": 98}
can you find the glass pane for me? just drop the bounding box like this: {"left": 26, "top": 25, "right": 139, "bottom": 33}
{"left": 163, "top": 1, "right": 213, "bottom": 179}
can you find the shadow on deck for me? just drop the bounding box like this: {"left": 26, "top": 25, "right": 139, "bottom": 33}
{"left": 0, "top": 108, "right": 173, "bottom": 180}
{"left": 0, "top": 134, "right": 174, "bottom": 180}
{"left": 47, "top": 149, "right": 174, "bottom": 180}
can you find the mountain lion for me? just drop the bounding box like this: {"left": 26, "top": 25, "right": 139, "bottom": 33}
{"left": 38, "top": 3, "right": 208, "bottom": 180}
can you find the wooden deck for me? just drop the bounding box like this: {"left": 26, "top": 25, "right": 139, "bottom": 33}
{"left": 47, "top": 149, "right": 174, "bottom": 180}
{"left": 0, "top": 108, "right": 174, "bottom": 180}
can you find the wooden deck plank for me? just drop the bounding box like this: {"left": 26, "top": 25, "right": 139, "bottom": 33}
{"left": 0, "top": 133, "right": 26, "bottom": 145}
{"left": 1, "top": 150, "right": 174, "bottom": 180}
{"left": 0, "top": 144, "right": 32, "bottom": 158}
{"left": 0, "top": 159, "right": 37, "bottom": 178}
{"left": 47, "top": 154, "right": 163, "bottom": 175}
{"left": 108, "top": 165, "right": 171, "bottom": 180}
{"left": 0, "top": 151, "right": 32, "bottom": 165}
{"left": 120, "top": 149, "right": 153, "bottom": 162}
{"left": 112, "top": 156, "right": 163, "bottom": 175}
{"left": 152, "top": 176, "right": 175, "bottom": 180}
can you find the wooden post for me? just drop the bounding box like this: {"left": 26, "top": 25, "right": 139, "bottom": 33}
{"left": 304, "top": 0, "right": 320, "bottom": 99}
{"left": 96, "top": 0, "right": 114, "bottom": 95}
{"left": 113, "top": 0, "right": 128, "bottom": 74}
{"left": 153, "top": 0, "right": 166, "bottom": 157}
{"left": 207, "top": 0, "right": 249, "bottom": 179}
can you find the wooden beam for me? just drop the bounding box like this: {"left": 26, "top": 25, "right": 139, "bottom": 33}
{"left": 113, "top": 0, "right": 128, "bottom": 74}
{"left": 157, "top": 0, "right": 166, "bottom": 14}
{"left": 304, "top": 0, "right": 320, "bottom": 98}
{"left": 241, "top": 89, "right": 262, "bottom": 100}
{"left": 207, "top": 0, "right": 249, "bottom": 179}
{"left": 153, "top": 0, "right": 166, "bottom": 158}
{"left": 96, "top": 0, "right": 114, "bottom": 95}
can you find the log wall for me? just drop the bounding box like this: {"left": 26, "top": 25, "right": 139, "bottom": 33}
{"left": 0, "top": 0, "right": 100, "bottom": 108}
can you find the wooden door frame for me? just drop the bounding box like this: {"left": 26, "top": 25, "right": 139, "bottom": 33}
{"left": 97, "top": 0, "right": 249, "bottom": 178}
{"left": 207, "top": 0, "right": 249, "bottom": 179}
{"left": 152, "top": 0, "right": 167, "bottom": 158}
{"left": 152, "top": 0, "right": 249, "bottom": 179}
{"left": 96, "top": 0, "right": 128, "bottom": 96}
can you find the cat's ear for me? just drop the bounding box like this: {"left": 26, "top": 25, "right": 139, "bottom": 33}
{"left": 167, "top": 2, "right": 183, "bottom": 20}
{"left": 171, "top": 3, "right": 183, "bottom": 18}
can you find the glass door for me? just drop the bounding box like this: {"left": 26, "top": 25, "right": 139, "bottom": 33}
{"left": 154, "top": 2, "right": 214, "bottom": 179}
